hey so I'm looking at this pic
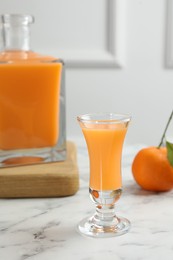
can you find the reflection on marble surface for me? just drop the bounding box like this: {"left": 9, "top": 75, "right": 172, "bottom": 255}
{"left": 0, "top": 138, "right": 173, "bottom": 260}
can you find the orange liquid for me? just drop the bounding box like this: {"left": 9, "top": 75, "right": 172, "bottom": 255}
{"left": 0, "top": 61, "right": 62, "bottom": 150}
{"left": 82, "top": 124, "right": 127, "bottom": 191}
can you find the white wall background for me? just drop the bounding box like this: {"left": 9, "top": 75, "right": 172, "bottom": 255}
{"left": 0, "top": 0, "right": 173, "bottom": 145}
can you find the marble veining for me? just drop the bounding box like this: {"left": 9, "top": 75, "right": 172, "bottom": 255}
{"left": 0, "top": 137, "right": 173, "bottom": 260}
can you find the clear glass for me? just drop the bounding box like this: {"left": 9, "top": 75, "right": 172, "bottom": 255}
{"left": 0, "top": 14, "right": 66, "bottom": 167}
{"left": 77, "top": 113, "right": 131, "bottom": 238}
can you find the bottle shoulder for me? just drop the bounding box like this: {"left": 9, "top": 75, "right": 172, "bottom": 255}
{"left": 0, "top": 50, "right": 64, "bottom": 64}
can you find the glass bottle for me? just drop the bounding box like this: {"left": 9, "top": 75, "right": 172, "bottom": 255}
{"left": 0, "top": 14, "right": 66, "bottom": 167}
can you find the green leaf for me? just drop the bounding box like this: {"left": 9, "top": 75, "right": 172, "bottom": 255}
{"left": 166, "top": 141, "right": 173, "bottom": 167}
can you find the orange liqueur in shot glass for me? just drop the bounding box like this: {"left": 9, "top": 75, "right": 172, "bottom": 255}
{"left": 77, "top": 113, "right": 131, "bottom": 238}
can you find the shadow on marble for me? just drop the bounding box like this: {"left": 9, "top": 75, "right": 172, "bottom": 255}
{"left": 123, "top": 182, "right": 172, "bottom": 197}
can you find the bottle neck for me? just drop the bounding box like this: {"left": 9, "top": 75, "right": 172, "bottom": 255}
{"left": 2, "top": 25, "right": 30, "bottom": 51}
{"left": 1, "top": 14, "right": 34, "bottom": 52}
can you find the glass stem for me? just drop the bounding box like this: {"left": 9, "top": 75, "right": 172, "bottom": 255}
{"left": 94, "top": 205, "right": 118, "bottom": 226}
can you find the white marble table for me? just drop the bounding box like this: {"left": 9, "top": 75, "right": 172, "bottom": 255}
{"left": 0, "top": 138, "right": 173, "bottom": 260}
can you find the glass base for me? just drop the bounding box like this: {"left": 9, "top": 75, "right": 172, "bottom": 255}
{"left": 77, "top": 189, "right": 131, "bottom": 238}
{"left": 77, "top": 215, "right": 131, "bottom": 238}
{"left": 0, "top": 142, "right": 66, "bottom": 167}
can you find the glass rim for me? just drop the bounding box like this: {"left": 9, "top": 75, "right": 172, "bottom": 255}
{"left": 1, "top": 14, "right": 34, "bottom": 25}
{"left": 77, "top": 113, "right": 131, "bottom": 124}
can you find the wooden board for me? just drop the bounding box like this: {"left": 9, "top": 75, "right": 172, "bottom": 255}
{"left": 0, "top": 141, "right": 79, "bottom": 198}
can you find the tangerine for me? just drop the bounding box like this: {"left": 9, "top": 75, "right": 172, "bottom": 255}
{"left": 132, "top": 146, "right": 173, "bottom": 192}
